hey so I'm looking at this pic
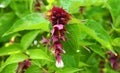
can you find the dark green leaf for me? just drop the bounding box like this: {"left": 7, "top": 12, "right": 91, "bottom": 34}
{"left": 90, "top": 45, "right": 105, "bottom": 58}
{"left": 71, "top": 18, "right": 114, "bottom": 53}
{"left": 62, "top": 24, "right": 80, "bottom": 54}
{"left": 0, "top": 12, "right": 15, "bottom": 37}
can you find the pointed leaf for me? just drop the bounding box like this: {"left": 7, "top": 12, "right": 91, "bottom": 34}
{"left": 0, "top": 53, "right": 28, "bottom": 72}
{"left": 21, "top": 30, "right": 40, "bottom": 50}
{"left": 57, "top": 68, "right": 82, "bottom": 73}
{"left": 1, "top": 63, "right": 18, "bottom": 73}
{"left": 0, "top": 44, "right": 22, "bottom": 56}
{"left": 4, "top": 13, "right": 50, "bottom": 36}
{"left": 26, "top": 49, "right": 52, "bottom": 61}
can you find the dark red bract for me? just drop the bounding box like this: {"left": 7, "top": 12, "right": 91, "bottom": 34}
{"left": 17, "top": 59, "right": 31, "bottom": 73}
{"left": 107, "top": 51, "right": 119, "bottom": 70}
{"left": 48, "top": 6, "right": 70, "bottom": 25}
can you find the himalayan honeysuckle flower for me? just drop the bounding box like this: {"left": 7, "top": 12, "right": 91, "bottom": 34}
{"left": 17, "top": 59, "right": 31, "bottom": 73}
{"left": 107, "top": 51, "right": 119, "bottom": 70}
{"left": 41, "top": 6, "right": 71, "bottom": 68}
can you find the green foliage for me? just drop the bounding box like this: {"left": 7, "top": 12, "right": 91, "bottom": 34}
{"left": 25, "top": 65, "right": 43, "bottom": 73}
{"left": 1, "top": 63, "right": 18, "bottom": 73}
{"left": 21, "top": 30, "right": 41, "bottom": 50}
{"left": 26, "top": 49, "right": 52, "bottom": 61}
{"left": 0, "top": 0, "right": 120, "bottom": 73}
{"left": 0, "top": 44, "right": 22, "bottom": 56}
{"left": 0, "top": 53, "right": 28, "bottom": 72}
{"left": 3, "top": 13, "right": 49, "bottom": 36}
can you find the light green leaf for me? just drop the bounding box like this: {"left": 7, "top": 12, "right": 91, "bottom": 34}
{"left": 60, "top": 0, "right": 108, "bottom": 13}
{"left": 0, "top": 44, "right": 22, "bottom": 56}
{"left": 3, "top": 13, "right": 50, "bottom": 36}
{"left": 112, "top": 38, "right": 120, "bottom": 47}
{"left": 26, "top": 49, "right": 52, "bottom": 61}
{"left": 79, "top": 61, "right": 90, "bottom": 67}
{"left": 21, "top": 30, "right": 40, "bottom": 50}
{"left": 4, "top": 53, "right": 28, "bottom": 66}
{"left": 0, "top": 53, "right": 28, "bottom": 72}
{"left": 1, "top": 63, "right": 18, "bottom": 73}
{"left": 57, "top": 68, "right": 82, "bottom": 73}
{"left": 25, "top": 65, "right": 43, "bottom": 73}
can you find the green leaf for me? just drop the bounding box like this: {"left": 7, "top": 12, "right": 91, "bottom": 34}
{"left": 107, "top": 0, "right": 120, "bottom": 34}
{"left": 62, "top": 24, "right": 80, "bottom": 54}
{"left": 0, "top": 0, "right": 11, "bottom": 8}
{"left": 26, "top": 49, "right": 52, "bottom": 61}
{"left": 57, "top": 68, "right": 82, "bottom": 73}
{"left": 10, "top": 0, "right": 30, "bottom": 17}
{"left": 107, "top": 0, "right": 120, "bottom": 24}
{"left": 60, "top": 0, "right": 80, "bottom": 13}
{"left": 0, "top": 44, "right": 22, "bottom": 56}
{"left": 0, "top": 12, "right": 15, "bottom": 37}
{"left": 89, "top": 45, "right": 105, "bottom": 58}
{"left": 25, "top": 65, "right": 43, "bottom": 73}
{"left": 1, "top": 63, "right": 18, "bottom": 73}
{"left": 3, "top": 13, "right": 50, "bottom": 36}
{"left": 85, "top": 6, "right": 108, "bottom": 20}
{"left": 0, "top": 53, "right": 28, "bottom": 72}
{"left": 4, "top": 53, "right": 28, "bottom": 66}
{"left": 83, "top": 20, "right": 113, "bottom": 51}
{"left": 112, "top": 38, "right": 120, "bottom": 47}
{"left": 62, "top": 55, "right": 77, "bottom": 67}
{"left": 21, "top": 30, "right": 40, "bottom": 50}
{"left": 60, "top": 0, "right": 107, "bottom": 13}
{"left": 71, "top": 18, "right": 114, "bottom": 53}
{"left": 79, "top": 61, "right": 90, "bottom": 67}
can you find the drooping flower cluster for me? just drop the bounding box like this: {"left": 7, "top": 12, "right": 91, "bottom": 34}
{"left": 17, "top": 59, "right": 31, "bottom": 73}
{"left": 41, "top": 6, "right": 70, "bottom": 68}
{"left": 107, "top": 51, "right": 119, "bottom": 70}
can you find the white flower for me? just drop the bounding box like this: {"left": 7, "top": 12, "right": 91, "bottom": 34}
{"left": 56, "top": 59, "right": 64, "bottom": 68}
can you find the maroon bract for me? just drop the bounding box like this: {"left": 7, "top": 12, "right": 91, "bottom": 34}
{"left": 41, "top": 6, "right": 71, "bottom": 68}
{"left": 17, "top": 59, "right": 31, "bottom": 73}
{"left": 34, "top": 0, "right": 41, "bottom": 12}
{"left": 107, "top": 51, "right": 119, "bottom": 70}
{"left": 48, "top": 6, "right": 70, "bottom": 25}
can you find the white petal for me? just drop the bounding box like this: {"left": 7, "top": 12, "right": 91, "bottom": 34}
{"left": 56, "top": 60, "right": 64, "bottom": 68}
